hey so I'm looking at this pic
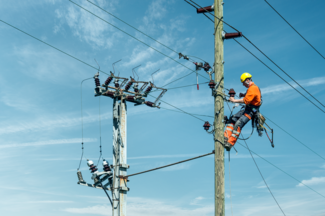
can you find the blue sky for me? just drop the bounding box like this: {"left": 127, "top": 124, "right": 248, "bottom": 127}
{"left": 0, "top": 0, "right": 325, "bottom": 215}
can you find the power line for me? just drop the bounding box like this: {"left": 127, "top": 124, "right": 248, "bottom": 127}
{"left": 264, "top": 0, "right": 325, "bottom": 60}
{"left": 263, "top": 115, "right": 325, "bottom": 161}
{"left": 87, "top": 0, "right": 179, "bottom": 55}
{"left": 237, "top": 141, "right": 325, "bottom": 199}
{"left": 233, "top": 38, "right": 325, "bottom": 114}
{"left": 160, "top": 106, "right": 214, "bottom": 118}
{"left": 0, "top": 20, "right": 110, "bottom": 77}
{"left": 148, "top": 94, "right": 206, "bottom": 122}
{"left": 85, "top": 0, "right": 212, "bottom": 87}
{"left": 187, "top": 0, "right": 325, "bottom": 113}
{"left": 126, "top": 150, "right": 214, "bottom": 177}
{"left": 78, "top": 77, "right": 93, "bottom": 170}
{"left": 241, "top": 137, "right": 286, "bottom": 216}
{"left": 69, "top": 0, "right": 210, "bottom": 88}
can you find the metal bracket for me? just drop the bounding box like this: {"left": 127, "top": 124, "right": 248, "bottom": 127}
{"left": 119, "top": 186, "right": 130, "bottom": 192}
{"left": 78, "top": 182, "right": 111, "bottom": 191}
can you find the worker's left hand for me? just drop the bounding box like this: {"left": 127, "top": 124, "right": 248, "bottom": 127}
{"left": 229, "top": 97, "right": 235, "bottom": 102}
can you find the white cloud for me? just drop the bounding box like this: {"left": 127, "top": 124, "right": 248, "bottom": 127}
{"left": 0, "top": 138, "right": 96, "bottom": 149}
{"left": 27, "top": 200, "right": 74, "bottom": 204}
{"left": 64, "top": 197, "right": 214, "bottom": 216}
{"left": 190, "top": 196, "right": 205, "bottom": 205}
{"left": 0, "top": 110, "right": 111, "bottom": 135}
{"left": 261, "top": 76, "right": 325, "bottom": 95}
{"left": 56, "top": 0, "right": 119, "bottom": 49}
{"left": 297, "top": 177, "right": 325, "bottom": 187}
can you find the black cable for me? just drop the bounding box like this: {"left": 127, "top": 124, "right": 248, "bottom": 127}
{"left": 265, "top": 0, "right": 325, "bottom": 60}
{"left": 101, "top": 183, "right": 113, "bottom": 206}
{"left": 187, "top": 0, "right": 325, "bottom": 113}
{"left": 241, "top": 136, "right": 286, "bottom": 216}
{"left": 126, "top": 150, "right": 214, "bottom": 177}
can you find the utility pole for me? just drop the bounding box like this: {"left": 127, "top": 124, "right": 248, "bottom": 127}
{"left": 76, "top": 65, "right": 167, "bottom": 216}
{"left": 112, "top": 97, "right": 128, "bottom": 216}
{"left": 214, "top": 0, "right": 225, "bottom": 215}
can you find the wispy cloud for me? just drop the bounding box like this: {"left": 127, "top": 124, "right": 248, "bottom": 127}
{"left": 0, "top": 138, "right": 96, "bottom": 149}
{"left": 0, "top": 111, "right": 111, "bottom": 135}
{"left": 55, "top": 0, "right": 120, "bottom": 49}
{"left": 261, "top": 76, "right": 325, "bottom": 95}
{"left": 26, "top": 200, "right": 74, "bottom": 204}
{"left": 297, "top": 177, "right": 325, "bottom": 187}
{"left": 190, "top": 196, "right": 205, "bottom": 205}
{"left": 64, "top": 197, "right": 214, "bottom": 216}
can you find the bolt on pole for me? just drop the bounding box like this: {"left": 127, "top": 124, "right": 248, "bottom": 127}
{"left": 214, "top": 0, "right": 225, "bottom": 215}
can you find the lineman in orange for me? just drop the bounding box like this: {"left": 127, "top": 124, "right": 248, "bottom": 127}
{"left": 224, "top": 72, "right": 262, "bottom": 151}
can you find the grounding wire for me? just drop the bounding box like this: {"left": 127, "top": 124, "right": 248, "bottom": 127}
{"left": 264, "top": 0, "right": 325, "bottom": 60}
{"left": 69, "top": 0, "right": 210, "bottom": 88}
{"left": 0, "top": 20, "right": 110, "bottom": 76}
{"left": 241, "top": 136, "right": 286, "bottom": 216}
{"left": 78, "top": 77, "right": 93, "bottom": 170}
{"left": 187, "top": 0, "right": 325, "bottom": 113}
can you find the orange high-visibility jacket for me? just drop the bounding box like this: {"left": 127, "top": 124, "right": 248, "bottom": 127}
{"left": 243, "top": 82, "right": 261, "bottom": 106}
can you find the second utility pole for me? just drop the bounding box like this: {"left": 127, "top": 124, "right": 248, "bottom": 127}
{"left": 214, "top": 0, "right": 225, "bottom": 215}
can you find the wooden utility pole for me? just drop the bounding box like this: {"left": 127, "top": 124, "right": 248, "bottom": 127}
{"left": 214, "top": 0, "right": 225, "bottom": 215}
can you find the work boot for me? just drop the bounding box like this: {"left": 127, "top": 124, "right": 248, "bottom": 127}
{"left": 224, "top": 142, "right": 232, "bottom": 151}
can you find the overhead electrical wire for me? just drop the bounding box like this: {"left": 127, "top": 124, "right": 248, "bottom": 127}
{"left": 85, "top": 0, "right": 212, "bottom": 87}
{"left": 264, "top": 0, "right": 325, "bottom": 60}
{"left": 0, "top": 20, "right": 111, "bottom": 77}
{"left": 186, "top": 0, "right": 325, "bottom": 113}
{"left": 160, "top": 107, "right": 214, "bottom": 118}
{"left": 156, "top": 95, "right": 325, "bottom": 200}
{"left": 78, "top": 77, "right": 93, "bottom": 170}
{"left": 225, "top": 100, "right": 285, "bottom": 214}
{"left": 263, "top": 115, "right": 325, "bottom": 161}
{"left": 69, "top": 0, "right": 210, "bottom": 88}
{"left": 241, "top": 136, "right": 286, "bottom": 216}
{"left": 126, "top": 150, "right": 214, "bottom": 178}
{"left": 236, "top": 141, "right": 325, "bottom": 199}
{"left": 148, "top": 94, "right": 206, "bottom": 122}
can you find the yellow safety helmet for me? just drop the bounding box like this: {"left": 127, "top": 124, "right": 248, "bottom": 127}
{"left": 240, "top": 72, "right": 252, "bottom": 83}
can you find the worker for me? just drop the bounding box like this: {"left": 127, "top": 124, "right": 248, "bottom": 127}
{"left": 224, "top": 72, "right": 262, "bottom": 151}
